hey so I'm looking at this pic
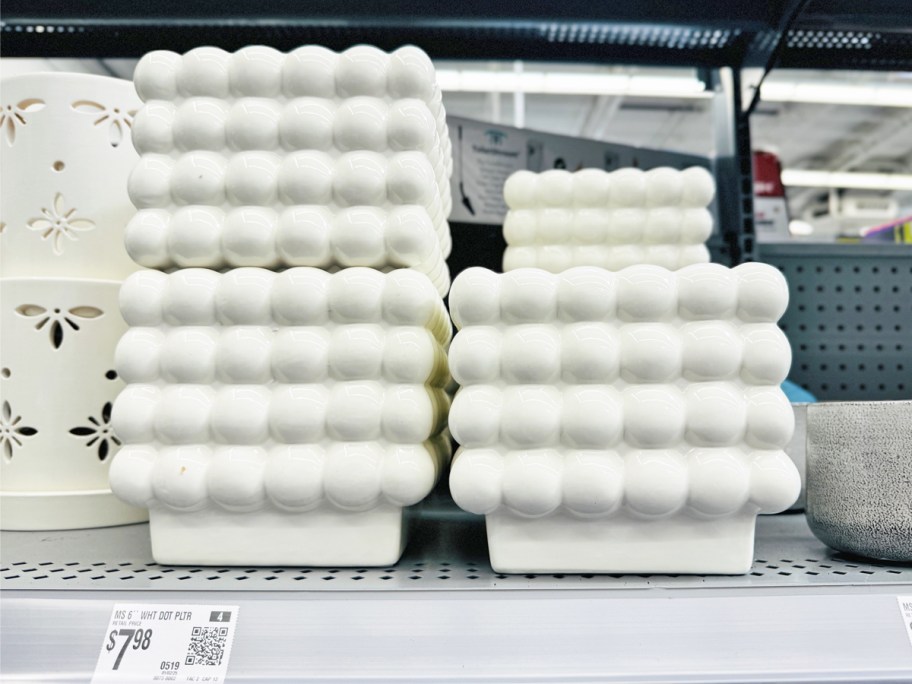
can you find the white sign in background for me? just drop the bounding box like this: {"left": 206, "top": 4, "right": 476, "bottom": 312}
{"left": 898, "top": 596, "right": 912, "bottom": 649}
{"left": 92, "top": 603, "right": 239, "bottom": 683}
{"left": 446, "top": 116, "right": 713, "bottom": 226}
{"left": 449, "top": 121, "right": 527, "bottom": 224}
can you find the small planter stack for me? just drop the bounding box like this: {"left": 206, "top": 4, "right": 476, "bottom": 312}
{"left": 109, "top": 45, "right": 453, "bottom": 566}
{"left": 502, "top": 167, "right": 715, "bottom": 273}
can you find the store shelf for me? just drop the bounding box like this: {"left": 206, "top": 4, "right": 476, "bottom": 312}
{"left": 2, "top": 0, "right": 910, "bottom": 70}
{"left": 2, "top": 3, "right": 912, "bottom": 681}
{"left": 0, "top": 0, "right": 783, "bottom": 64}
{"left": 3, "top": 506, "right": 912, "bottom": 682}
{"left": 3, "top": 508, "right": 912, "bottom": 592}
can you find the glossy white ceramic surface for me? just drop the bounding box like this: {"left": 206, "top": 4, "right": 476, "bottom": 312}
{"left": 448, "top": 263, "right": 800, "bottom": 573}
{"left": 108, "top": 267, "right": 452, "bottom": 565}
{"left": 0, "top": 73, "right": 142, "bottom": 279}
{"left": 125, "top": 45, "right": 453, "bottom": 291}
{"left": 502, "top": 167, "right": 714, "bottom": 272}
{"left": 0, "top": 278, "right": 147, "bottom": 530}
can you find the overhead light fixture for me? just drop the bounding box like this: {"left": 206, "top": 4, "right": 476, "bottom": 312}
{"left": 435, "top": 67, "right": 912, "bottom": 107}
{"left": 781, "top": 169, "right": 912, "bottom": 191}
{"left": 435, "top": 69, "right": 710, "bottom": 99}
{"left": 760, "top": 80, "right": 912, "bottom": 108}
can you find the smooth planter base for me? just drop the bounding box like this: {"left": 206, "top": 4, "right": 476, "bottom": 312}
{"left": 486, "top": 511, "right": 757, "bottom": 574}
{"left": 149, "top": 504, "right": 408, "bottom": 566}
{"left": 1, "top": 489, "right": 148, "bottom": 531}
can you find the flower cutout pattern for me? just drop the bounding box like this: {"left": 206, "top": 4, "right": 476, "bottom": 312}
{"left": 27, "top": 193, "right": 96, "bottom": 255}
{"left": 0, "top": 98, "right": 45, "bottom": 145}
{"left": 71, "top": 100, "right": 137, "bottom": 147}
{"left": 70, "top": 402, "right": 120, "bottom": 461}
{"left": 15, "top": 303, "right": 104, "bottom": 349}
{"left": 1, "top": 400, "right": 38, "bottom": 462}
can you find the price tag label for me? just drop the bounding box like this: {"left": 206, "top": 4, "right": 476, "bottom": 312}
{"left": 92, "top": 603, "right": 239, "bottom": 683}
{"left": 899, "top": 597, "right": 912, "bottom": 649}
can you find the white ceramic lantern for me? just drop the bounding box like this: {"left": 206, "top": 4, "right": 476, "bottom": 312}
{"left": 0, "top": 73, "right": 146, "bottom": 530}
{"left": 0, "top": 72, "right": 142, "bottom": 279}
{"left": 0, "top": 278, "right": 147, "bottom": 529}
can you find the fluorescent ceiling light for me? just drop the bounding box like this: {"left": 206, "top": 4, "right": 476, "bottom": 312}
{"left": 781, "top": 169, "right": 912, "bottom": 191}
{"left": 435, "top": 69, "right": 710, "bottom": 99}
{"left": 761, "top": 80, "right": 912, "bottom": 107}
{"left": 435, "top": 67, "right": 912, "bottom": 107}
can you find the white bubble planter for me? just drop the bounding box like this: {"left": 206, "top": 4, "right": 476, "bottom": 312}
{"left": 447, "top": 264, "right": 800, "bottom": 574}
{"left": 502, "top": 167, "right": 715, "bottom": 273}
{"left": 125, "top": 45, "right": 453, "bottom": 295}
{"left": 108, "top": 267, "right": 452, "bottom": 566}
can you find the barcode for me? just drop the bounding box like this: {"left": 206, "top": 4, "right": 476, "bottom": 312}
{"left": 184, "top": 626, "right": 228, "bottom": 666}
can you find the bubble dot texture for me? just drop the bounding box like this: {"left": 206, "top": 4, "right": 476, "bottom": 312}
{"left": 110, "top": 267, "right": 452, "bottom": 514}
{"left": 502, "top": 166, "right": 715, "bottom": 273}
{"left": 128, "top": 44, "right": 454, "bottom": 292}
{"left": 447, "top": 264, "right": 799, "bottom": 521}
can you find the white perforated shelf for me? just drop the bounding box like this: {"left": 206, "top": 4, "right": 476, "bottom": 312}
{"left": 2, "top": 503, "right": 911, "bottom": 592}
{"left": 3, "top": 501, "right": 912, "bottom": 683}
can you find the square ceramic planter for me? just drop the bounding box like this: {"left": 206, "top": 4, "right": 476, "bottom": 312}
{"left": 0, "top": 278, "right": 147, "bottom": 530}
{"left": 502, "top": 167, "right": 714, "bottom": 272}
{"left": 447, "top": 264, "right": 800, "bottom": 574}
{"left": 0, "top": 73, "right": 142, "bottom": 280}
{"left": 123, "top": 45, "right": 453, "bottom": 291}
{"left": 108, "top": 267, "right": 452, "bottom": 565}
{"left": 805, "top": 400, "right": 912, "bottom": 562}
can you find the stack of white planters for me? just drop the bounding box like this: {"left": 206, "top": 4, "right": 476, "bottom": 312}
{"left": 447, "top": 264, "right": 801, "bottom": 573}
{"left": 109, "top": 45, "right": 453, "bottom": 566}
{"left": 1, "top": 72, "right": 147, "bottom": 531}
{"left": 446, "top": 164, "right": 799, "bottom": 574}
{"left": 502, "top": 167, "right": 716, "bottom": 273}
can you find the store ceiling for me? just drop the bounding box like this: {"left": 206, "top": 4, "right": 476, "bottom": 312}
{"left": 443, "top": 74, "right": 912, "bottom": 224}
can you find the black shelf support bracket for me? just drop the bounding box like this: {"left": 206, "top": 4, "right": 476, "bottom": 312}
{"left": 710, "top": 67, "right": 756, "bottom": 265}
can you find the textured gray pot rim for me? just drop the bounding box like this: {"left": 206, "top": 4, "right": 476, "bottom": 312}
{"left": 809, "top": 399, "right": 912, "bottom": 409}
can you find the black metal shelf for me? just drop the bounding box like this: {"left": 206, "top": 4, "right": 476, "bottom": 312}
{"left": 2, "top": 0, "right": 910, "bottom": 70}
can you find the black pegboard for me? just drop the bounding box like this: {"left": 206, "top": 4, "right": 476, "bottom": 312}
{"left": 760, "top": 244, "right": 912, "bottom": 401}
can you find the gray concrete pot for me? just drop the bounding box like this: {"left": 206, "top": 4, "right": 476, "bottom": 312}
{"left": 806, "top": 401, "right": 912, "bottom": 562}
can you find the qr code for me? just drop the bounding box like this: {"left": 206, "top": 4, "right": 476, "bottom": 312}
{"left": 184, "top": 626, "right": 228, "bottom": 666}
